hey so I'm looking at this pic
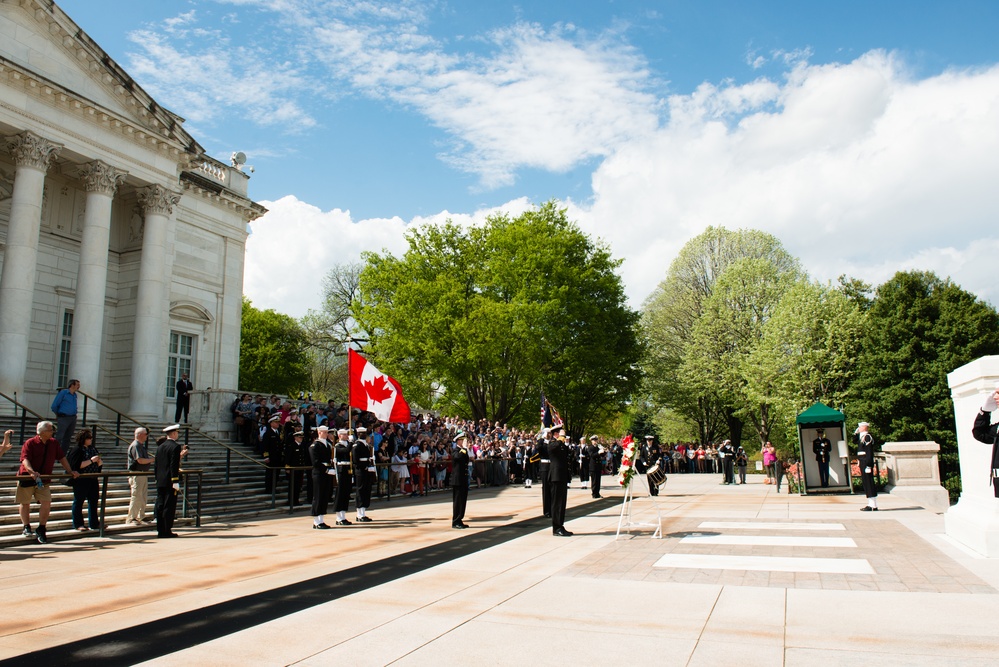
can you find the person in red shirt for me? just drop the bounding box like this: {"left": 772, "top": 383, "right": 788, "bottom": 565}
{"left": 16, "top": 420, "right": 79, "bottom": 544}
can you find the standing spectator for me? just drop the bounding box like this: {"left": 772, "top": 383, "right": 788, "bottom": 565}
{"left": 735, "top": 447, "right": 749, "bottom": 484}
{"left": 175, "top": 372, "right": 193, "bottom": 423}
{"left": 154, "top": 424, "right": 187, "bottom": 538}
{"left": 51, "top": 379, "right": 80, "bottom": 451}
{"left": 376, "top": 442, "right": 391, "bottom": 497}
{"left": 66, "top": 430, "right": 103, "bottom": 532}
{"left": 763, "top": 442, "right": 776, "bottom": 484}
{"left": 126, "top": 427, "right": 154, "bottom": 525}
{"left": 234, "top": 394, "right": 255, "bottom": 446}
{"left": 391, "top": 448, "right": 409, "bottom": 494}
{"left": 17, "top": 421, "right": 79, "bottom": 543}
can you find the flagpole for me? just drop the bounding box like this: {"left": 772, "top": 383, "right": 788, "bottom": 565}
{"left": 347, "top": 347, "right": 352, "bottom": 433}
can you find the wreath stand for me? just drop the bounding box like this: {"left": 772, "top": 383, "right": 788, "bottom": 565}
{"left": 615, "top": 473, "right": 662, "bottom": 539}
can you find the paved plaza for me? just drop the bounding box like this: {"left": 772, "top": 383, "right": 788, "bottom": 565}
{"left": 2, "top": 473, "right": 998, "bottom": 666}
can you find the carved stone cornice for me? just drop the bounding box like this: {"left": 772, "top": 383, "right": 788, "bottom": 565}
{"left": 79, "top": 160, "right": 127, "bottom": 196}
{"left": 136, "top": 184, "right": 181, "bottom": 216}
{"left": 5, "top": 131, "right": 62, "bottom": 171}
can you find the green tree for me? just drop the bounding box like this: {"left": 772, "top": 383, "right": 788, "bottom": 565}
{"left": 849, "top": 271, "right": 999, "bottom": 495}
{"left": 681, "top": 257, "right": 802, "bottom": 449}
{"left": 239, "top": 296, "right": 310, "bottom": 394}
{"left": 642, "top": 227, "right": 800, "bottom": 445}
{"left": 746, "top": 279, "right": 866, "bottom": 448}
{"left": 356, "top": 201, "right": 642, "bottom": 436}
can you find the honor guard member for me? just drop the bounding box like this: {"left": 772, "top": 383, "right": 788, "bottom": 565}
{"left": 578, "top": 437, "right": 590, "bottom": 490}
{"left": 352, "top": 426, "right": 374, "bottom": 522}
{"left": 537, "top": 429, "right": 552, "bottom": 518}
{"left": 973, "top": 384, "right": 999, "bottom": 497}
{"left": 718, "top": 439, "right": 736, "bottom": 485}
{"left": 309, "top": 425, "right": 334, "bottom": 529}
{"left": 813, "top": 428, "right": 833, "bottom": 488}
{"left": 261, "top": 414, "right": 283, "bottom": 494}
{"left": 451, "top": 431, "right": 470, "bottom": 529}
{"left": 285, "top": 430, "right": 309, "bottom": 507}
{"left": 586, "top": 435, "right": 604, "bottom": 499}
{"left": 642, "top": 435, "right": 662, "bottom": 496}
{"left": 855, "top": 422, "right": 878, "bottom": 510}
{"left": 154, "top": 424, "right": 187, "bottom": 538}
{"left": 333, "top": 428, "right": 353, "bottom": 525}
{"left": 548, "top": 426, "right": 572, "bottom": 536}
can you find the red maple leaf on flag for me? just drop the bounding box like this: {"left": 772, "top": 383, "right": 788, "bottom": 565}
{"left": 361, "top": 376, "right": 394, "bottom": 403}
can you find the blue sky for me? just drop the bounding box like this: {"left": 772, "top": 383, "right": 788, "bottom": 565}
{"left": 58, "top": 1, "right": 999, "bottom": 317}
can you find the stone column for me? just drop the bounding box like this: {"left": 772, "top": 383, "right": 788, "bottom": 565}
{"left": 128, "top": 185, "right": 179, "bottom": 419}
{"left": 946, "top": 355, "right": 999, "bottom": 556}
{"left": 68, "top": 161, "right": 127, "bottom": 414}
{"left": 0, "top": 131, "right": 61, "bottom": 401}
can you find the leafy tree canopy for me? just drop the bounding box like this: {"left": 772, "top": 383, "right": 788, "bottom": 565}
{"left": 356, "top": 201, "right": 642, "bottom": 436}
{"left": 239, "top": 296, "right": 310, "bottom": 395}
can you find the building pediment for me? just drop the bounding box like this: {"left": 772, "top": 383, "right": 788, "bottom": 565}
{"left": 0, "top": 0, "right": 199, "bottom": 154}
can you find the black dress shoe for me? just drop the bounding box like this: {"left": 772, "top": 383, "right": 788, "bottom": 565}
{"left": 860, "top": 506, "right": 873, "bottom": 511}
{"left": 543, "top": 513, "right": 551, "bottom": 518}
{"left": 553, "top": 529, "right": 573, "bottom": 537}
{"left": 452, "top": 523, "right": 467, "bottom": 529}
{"left": 459, "top": 522, "right": 469, "bottom": 528}
{"left": 313, "top": 523, "right": 331, "bottom": 529}
{"left": 592, "top": 495, "right": 602, "bottom": 499}
{"left": 356, "top": 516, "right": 373, "bottom": 523}
{"left": 336, "top": 519, "right": 352, "bottom": 526}
{"left": 158, "top": 532, "right": 179, "bottom": 538}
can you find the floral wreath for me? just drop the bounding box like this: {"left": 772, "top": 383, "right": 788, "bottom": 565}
{"left": 617, "top": 434, "right": 638, "bottom": 488}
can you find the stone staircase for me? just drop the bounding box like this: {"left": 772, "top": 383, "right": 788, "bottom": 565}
{"left": 0, "top": 415, "right": 294, "bottom": 546}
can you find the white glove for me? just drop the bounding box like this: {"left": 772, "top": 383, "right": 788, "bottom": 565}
{"left": 984, "top": 392, "right": 998, "bottom": 412}
{"left": 864, "top": 467, "right": 872, "bottom": 474}
{"left": 172, "top": 482, "right": 180, "bottom": 491}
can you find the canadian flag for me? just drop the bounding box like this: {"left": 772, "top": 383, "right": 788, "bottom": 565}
{"left": 347, "top": 349, "right": 412, "bottom": 423}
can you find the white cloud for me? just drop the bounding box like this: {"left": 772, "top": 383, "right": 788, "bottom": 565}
{"left": 572, "top": 50, "right": 999, "bottom": 308}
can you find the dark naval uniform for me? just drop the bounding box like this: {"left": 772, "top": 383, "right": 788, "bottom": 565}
{"left": 548, "top": 434, "right": 571, "bottom": 536}
{"left": 857, "top": 431, "right": 878, "bottom": 507}
{"left": 586, "top": 442, "right": 603, "bottom": 498}
{"left": 309, "top": 436, "right": 333, "bottom": 518}
{"left": 154, "top": 437, "right": 183, "bottom": 537}
{"left": 537, "top": 438, "right": 552, "bottom": 517}
{"left": 643, "top": 441, "right": 662, "bottom": 496}
{"left": 973, "top": 407, "right": 999, "bottom": 497}
{"left": 352, "top": 438, "right": 374, "bottom": 520}
{"left": 285, "top": 435, "right": 310, "bottom": 506}
{"left": 451, "top": 442, "right": 470, "bottom": 528}
{"left": 718, "top": 442, "right": 736, "bottom": 484}
{"left": 261, "top": 424, "right": 283, "bottom": 494}
{"left": 813, "top": 435, "right": 832, "bottom": 487}
{"left": 333, "top": 439, "right": 353, "bottom": 519}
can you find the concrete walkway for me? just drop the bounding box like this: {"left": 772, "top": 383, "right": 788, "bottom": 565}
{"left": 2, "top": 473, "right": 997, "bottom": 666}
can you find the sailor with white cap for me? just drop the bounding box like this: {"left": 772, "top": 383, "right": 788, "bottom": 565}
{"left": 332, "top": 427, "right": 353, "bottom": 525}
{"left": 352, "top": 426, "right": 374, "bottom": 522}
{"left": 154, "top": 424, "right": 186, "bottom": 538}
{"left": 309, "top": 425, "right": 333, "bottom": 528}
{"left": 855, "top": 421, "right": 878, "bottom": 510}
{"left": 451, "top": 431, "right": 470, "bottom": 528}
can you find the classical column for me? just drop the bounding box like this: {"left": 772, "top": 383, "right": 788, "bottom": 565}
{"left": 128, "top": 184, "right": 180, "bottom": 418}
{"left": 0, "top": 131, "right": 61, "bottom": 401}
{"left": 68, "top": 161, "right": 127, "bottom": 412}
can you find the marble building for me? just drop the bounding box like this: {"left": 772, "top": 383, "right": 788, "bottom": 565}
{"left": 0, "top": 1, "right": 265, "bottom": 420}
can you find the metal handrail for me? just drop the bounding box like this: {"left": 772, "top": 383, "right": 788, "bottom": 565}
{"left": 77, "top": 390, "right": 150, "bottom": 441}
{"left": 0, "top": 390, "right": 48, "bottom": 447}
{"left": 1, "top": 469, "right": 203, "bottom": 538}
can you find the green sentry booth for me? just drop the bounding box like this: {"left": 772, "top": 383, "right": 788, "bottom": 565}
{"left": 795, "top": 402, "right": 853, "bottom": 495}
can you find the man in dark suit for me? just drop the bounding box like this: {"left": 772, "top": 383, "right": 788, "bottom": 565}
{"left": 548, "top": 425, "right": 572, "bottom": 537}
{"left": 451, "top": 431, "right": 470, "bottom": 528}
{"left": 174, "top": 372, "right": 193, "bottom": 423}
{"left": 154, "top": 424, "right": 187, "bottom": 538}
